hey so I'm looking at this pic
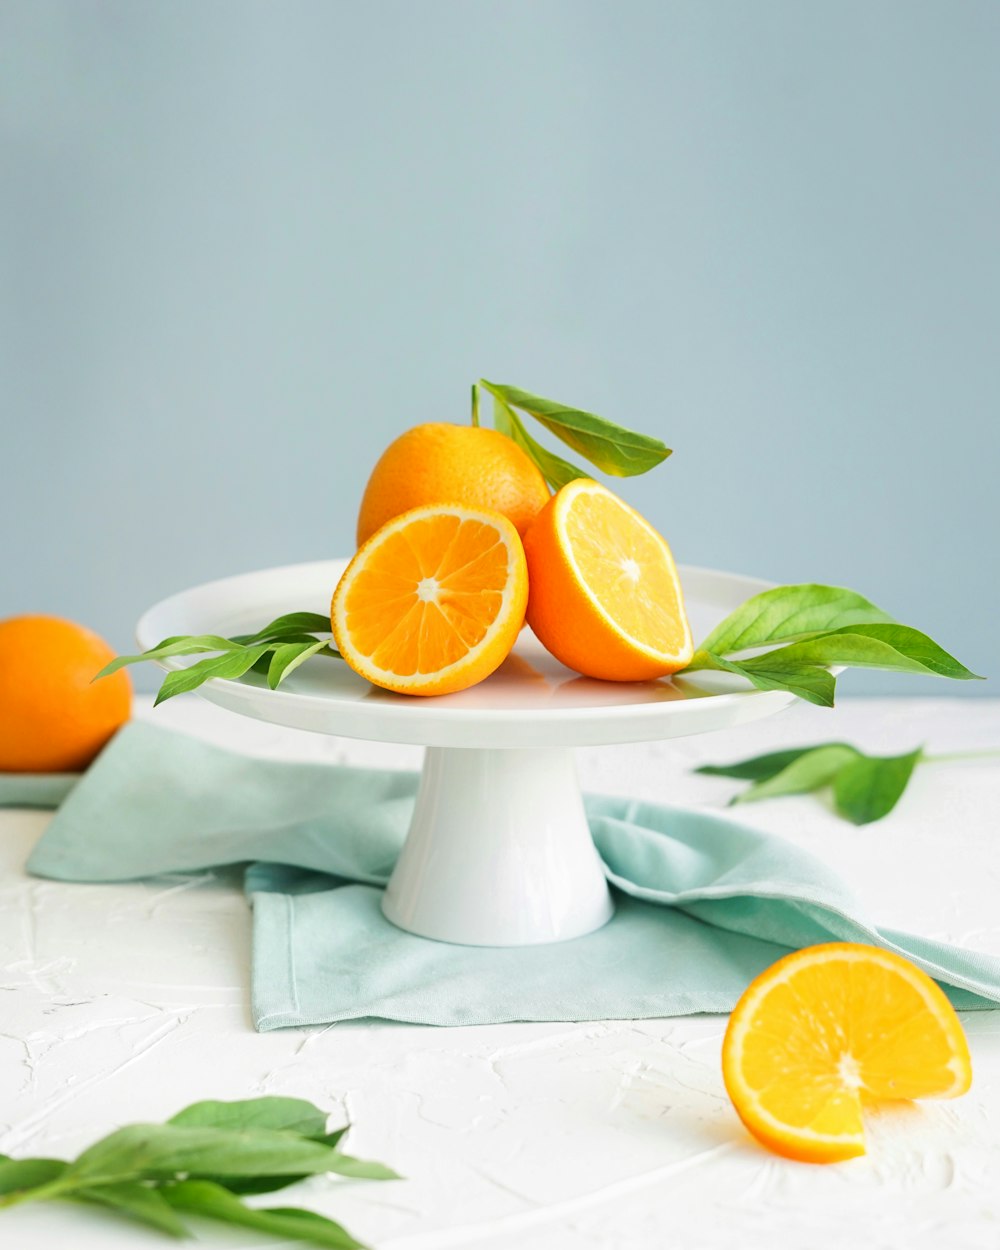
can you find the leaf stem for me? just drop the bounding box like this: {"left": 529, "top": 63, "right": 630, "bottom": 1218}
{"left": 470, "top": 383, "right": 480, "bottom": 428}
{"left": 923, "top": 749, "right": 1000, "bottom": 765}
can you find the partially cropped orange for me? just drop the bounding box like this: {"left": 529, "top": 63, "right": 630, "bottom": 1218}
{"left": 333, "top": 504, "right": 529, "bottom": 696}
{"left": 356, "top": 423, "right": 550, "bottom": 546}
{"left": 523, "top": 479, "right": 693, "bottom": 681}
{"left": 723, "top": 943, "right": 972, "bottom": 1163}
{"left": 0, "top": 616, "right": 132, "bottom": 772}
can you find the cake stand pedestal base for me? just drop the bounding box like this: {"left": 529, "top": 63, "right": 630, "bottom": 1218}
{"left": 381, "top": 746, "right": 614, "bottom": 947}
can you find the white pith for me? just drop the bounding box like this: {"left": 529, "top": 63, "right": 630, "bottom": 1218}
{"left": 554, "top": 480, "right": 694, "bottom": 663}
{"left": 726, "top": 945, "right": 970, "bottom": 1148}
{"left": 332, "top": 506, "right": 523, "bottom": 689}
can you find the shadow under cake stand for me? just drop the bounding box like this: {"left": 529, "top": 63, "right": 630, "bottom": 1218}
{"left": 137, "top": 560, "right": 794, "bottom": 947}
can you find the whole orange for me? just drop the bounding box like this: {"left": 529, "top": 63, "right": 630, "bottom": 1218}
{"left": 356, "top": 423, "right": 550, "bottom": 546}
{"left": 0, "top": 616, "right": 132, "bottom": 773}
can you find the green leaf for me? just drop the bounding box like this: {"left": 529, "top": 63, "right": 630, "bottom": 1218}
{"left": 162, "top": 1180, "right": 368, "bottom": 1249}
{"left": 696, "top": 745, "right": 842, "bottom": 782}
{"left": 690, "top": 652, "right": 837, "bottom": 707}
{"left": 731, "top": 745, "right": 861, "bottom": 805}
{"left": 73, "top": 1182, "right": 190, "bottom": 1238}
{"left": 167, "top": 1101, "right": 349, "bottom": 1196}
{"left": 833, "top": 748, "right": 924, "bottom": 825}
{"left": 233, "top": 612, "right": 333, "bottom": 644}
{"left": 63, "top": 1124, "right": 363, "bottom": 1188}
{"left": 169, "top": 1097, "right": 331, "bottom": 1139}
{"left": 267, "top": 640, "right": 335, "bottom": 689}
{"left": 94, "top": 635, "right": 242, "bottom": 680}
{"left": 757, "top": 624, "right": 983, "bottom": 681}
{"left": 153, "top": 647, "right": 273, "bottom": 706}
{"left": 480, "top": 380, "right": 671, "bottom": 477}
{"left": 491, "top": 392, "right": 587, "bottom": 491}
{"left": 0, "top": 1157, "right": 67, "bottom": 1201}
{"left": 699, "top": 584, "right": 896, "bottom": 656}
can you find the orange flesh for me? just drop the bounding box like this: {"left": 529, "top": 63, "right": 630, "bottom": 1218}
{"left": 723, "top": 944, "right": 972, "bottom": 1162}
{"left": 563, "top": 487, "right": 690, "bottom": 657}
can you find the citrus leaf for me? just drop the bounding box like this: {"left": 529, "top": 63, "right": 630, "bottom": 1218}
{"left": 153, "top": 647, "right": 273, "bottom": 706}
{"left": 267, "top": 640, "right": 335, "bottom": 689}
{"left": 833, "top": 748, "right": 924, "bottom": 825}
{"left": 73, "top": 1182, "right": 189, "bottom": 1238}
{"left": 94, "top": 635, "right": 241, "bottom": 679}
{"left": 689, "top": 652, "right": 837, "bottom": 707}
{"left": 696, "top": 745, "right": 849, "bottom": 782}
{"left": 480, "top": 379, "right": 670, "bottom": 477}
{"left": 491, "top": 392, "right": 587, "bottom": 491}
{"left": 169, "top": 1097, "right": 330, "bottom": 1139}
{"left": 162, "top": 1180, "right": 367, "bottom": 1249}
{"left": 0, "top": 1157, "right": 67, "bottom": 1201}
{"left": 731, "top": 745, "right": 860, "bottom": 805}
{"left": 232, "top": 612, "right": 333, "bottom": 644}
{"left": 699, "top": 584, "right": 895, "bottom": 656}
{"left": 758, "top": 624, "right": 983, "bottom": 681}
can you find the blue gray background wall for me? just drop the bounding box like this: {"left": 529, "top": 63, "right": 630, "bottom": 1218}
{"left": 2, "top": 0, "right": 997, "bottom": 695}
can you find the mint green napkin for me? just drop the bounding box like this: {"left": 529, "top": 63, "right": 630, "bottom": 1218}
{"left": 11, "top": 721, "right": 1000, "bottom": 1030}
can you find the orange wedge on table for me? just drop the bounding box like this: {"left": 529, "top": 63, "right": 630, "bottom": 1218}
{"left": 723, "top": 943, "right": 972, "bottom": 1163}
{"left": 332, "top": 504, "right": 528, "bottom": 696}
{"left": 523, "top": 479, "right": 693, "bottom": 681}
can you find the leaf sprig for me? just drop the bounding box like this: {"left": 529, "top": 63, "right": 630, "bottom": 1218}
{"left": 97, "top": 612, "right": 339, "bottom": 707}
{"left": 683, "top": 584, "right": 982, "bottom": 707}
{"left": 474, "top": 379, "right": 671, "bottom": 487}
{"left": 696, "top": 742, "right": 1000, "bottom": 824}
{"left": 0, "top": 1096, "right": 396, "bottom": 1247}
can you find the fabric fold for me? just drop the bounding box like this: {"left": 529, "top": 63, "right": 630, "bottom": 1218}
{"left": 7, "top": 720, "right": 999, "bottom": 1031}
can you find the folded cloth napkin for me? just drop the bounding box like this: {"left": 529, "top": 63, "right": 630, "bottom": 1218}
{"left": 8, "top": 721, "right": 1000, "bottom": 1031}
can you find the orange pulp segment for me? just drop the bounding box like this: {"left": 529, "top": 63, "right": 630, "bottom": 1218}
{"left": 722, "top": 943, "right": 972, "bottom": 1163}
{"left": 332, "top": 504, "right": 528, "bottom": 696}
{"left": 523, "top": 479, "right": 693, "bottom": 681}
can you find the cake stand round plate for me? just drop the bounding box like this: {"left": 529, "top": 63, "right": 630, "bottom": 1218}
{"left": 137, "top": 560, "right": 792, "bottom": 948}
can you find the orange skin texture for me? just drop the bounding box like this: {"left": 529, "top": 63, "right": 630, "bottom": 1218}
{"left": 356, "top": 423, "right": 550, "bottom": 547}
{"left": 523, "top": 490, "right": 689, "bottom": 682}
{"left": 0, "top": 616, "right": 132, "bottom": 772}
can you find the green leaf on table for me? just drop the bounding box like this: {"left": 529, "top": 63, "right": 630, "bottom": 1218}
{"left": 65, "top": 1124, "right": 353, "bottom": 1187}
{"left": 0, "top": 1157, "right": 67, "bottom": 1200}
{"left": 730, "top": 745, "right": 861, "bottom": 805}
{"left": 697, "top": 741, "right": 927, "bottom": 824}
{"left": 479, "top": 379, "right": 671, "bottom": 477}
{"left": 169, "top": 1096, "right": 331, "bottom": 1139}
{"left": 163, "top": 1180, "right": 368, "bottom": 1249}
{"left": 491, "top": 392, "right": 588, "bottom": 491}
{"left": 699, "top": 584, "right": 896, "bottom": 656}
{"left": 74, "top": 1182, "right": 189, "bottom": 1238}
{"left": 833, "top": 748, "right": 924, "bottom": 825}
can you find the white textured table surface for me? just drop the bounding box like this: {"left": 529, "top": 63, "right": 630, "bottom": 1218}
{"left": 2, "top": 696, "right": 999, "bottom": 1250}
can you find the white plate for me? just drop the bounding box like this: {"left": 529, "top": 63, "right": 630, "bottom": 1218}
{"left": 136, "top": 560, "right": 793, "bottom": 751}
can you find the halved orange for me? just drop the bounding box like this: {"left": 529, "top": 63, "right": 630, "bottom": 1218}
{"left": 331, "top": 504, "right": 528, "bottom": 696}
{"left": 522, "top": 479, "right": 693, "bottom": 681}
{"left": 723, "top": 943, "right": 972, "bottom": 1163}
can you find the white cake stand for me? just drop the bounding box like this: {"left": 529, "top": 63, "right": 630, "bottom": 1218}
{"left": 137, "top": 560, "right": 795, "bottom": 948}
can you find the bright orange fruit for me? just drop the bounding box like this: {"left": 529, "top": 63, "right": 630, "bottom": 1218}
{"left": 0, "top": 616, "right": 132, "bottom": 772}
{"left": 723, "top": 943, "right": 972, "bottom": 1163}
{"left": 356, "top": 423, "right": 550, "bottom": 546}
{"left": 332, "top": 504, "right": 529, "bottom": 696}
{"left": 522, "top": 479, "right": 693, "bottom": 681}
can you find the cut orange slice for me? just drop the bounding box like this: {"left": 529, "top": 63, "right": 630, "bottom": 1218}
{"left": 522, "top": 479, "right": 693, "bottom": 681}
{"left": 723, "top": 943, "right": 972, "bottom": 1163}
{"left": 331, "top": 504, "right": 528, "bottom": 696}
